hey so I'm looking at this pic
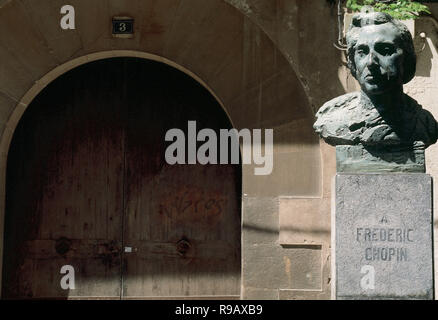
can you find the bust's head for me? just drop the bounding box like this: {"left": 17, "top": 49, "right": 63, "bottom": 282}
{"left": 346, "top": 12, "right": 416, "bottom": 96}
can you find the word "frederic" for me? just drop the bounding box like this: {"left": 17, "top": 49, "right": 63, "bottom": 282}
{"left": 356, "top": 228, "right": 414, "bottom": 243}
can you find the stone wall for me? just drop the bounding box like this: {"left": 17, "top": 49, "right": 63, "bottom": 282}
{"left": 226, "top": 0, "right": 438, "bottom": 299}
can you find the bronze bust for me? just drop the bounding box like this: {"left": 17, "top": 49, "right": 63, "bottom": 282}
{"left": 313, "top": 12, "right": 438, "bottom": 172}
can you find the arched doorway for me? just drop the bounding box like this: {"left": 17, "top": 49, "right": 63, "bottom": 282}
{"left": 1, "top": 57, "right": 241, "bottom": 299}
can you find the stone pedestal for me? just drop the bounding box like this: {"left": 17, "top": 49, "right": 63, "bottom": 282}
{"left": 332, "top": 174, "right": 434, "bottom": 300}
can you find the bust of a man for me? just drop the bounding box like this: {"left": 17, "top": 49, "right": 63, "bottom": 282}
{"left": 313, "top": 11, "right": 438, "bottom": 172}
{"left": 314, "top": 12, "right": 438, "bottom": 147}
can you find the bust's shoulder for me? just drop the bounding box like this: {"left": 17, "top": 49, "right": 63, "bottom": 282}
{"left": 313, "top": 92, "right": 363, "bottom": 146}
{"left": 316, "top": 92, "right": 360, "bottom": 116}
{"left": 403, "top": 94, "right": 435, "bottom": 121}
{"left": 404, "top": 94, "right": 422, "bottom": 109}
{"left": 403, "top": 94, "right": 438, "bottom": 146}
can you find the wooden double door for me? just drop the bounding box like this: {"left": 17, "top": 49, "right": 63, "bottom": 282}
{"left": 2, "top": 58, "right": 241, "bottom": 299}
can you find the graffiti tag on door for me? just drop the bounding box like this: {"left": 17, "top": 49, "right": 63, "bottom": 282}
{"left": 158, "top": 186, "right": 227, "bottom": 226}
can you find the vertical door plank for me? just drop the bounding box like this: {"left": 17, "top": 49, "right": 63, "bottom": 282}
{"left": 2, "top": 59, "right": 125, "bottom": 299}
{"left": 122, "top": 59, "right": 241, "bottom": 298}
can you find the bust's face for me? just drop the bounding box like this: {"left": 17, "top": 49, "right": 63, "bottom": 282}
{"left": 353, "top": 23, "right": 404, "bottom": 96}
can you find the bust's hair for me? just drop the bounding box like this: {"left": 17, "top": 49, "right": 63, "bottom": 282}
{"left": 346, "top": 12, "right": 416, "bottom": 84}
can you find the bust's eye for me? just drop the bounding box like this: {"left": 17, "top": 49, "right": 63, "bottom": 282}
{"left": 356, "top": 45, "right": 369, "bottom": 56}
{"left": 376, "top": 43, "right": 396, "bottom": 56}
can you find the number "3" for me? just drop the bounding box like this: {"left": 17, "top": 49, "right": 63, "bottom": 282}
{"left": 119, "top": 23, "right": 127, "bottom": 32}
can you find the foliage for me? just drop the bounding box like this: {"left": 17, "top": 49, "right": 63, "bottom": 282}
{"left": 346, "top": 0, "right": 431, "bottom": 20}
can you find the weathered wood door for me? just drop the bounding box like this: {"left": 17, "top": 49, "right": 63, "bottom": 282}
{"left": 2, "top": 58, "right": 241, "bottom": 299}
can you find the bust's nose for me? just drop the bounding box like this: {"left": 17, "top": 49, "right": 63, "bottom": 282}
{"left": 366, "top": 50, "right": 379, "bottom": 67}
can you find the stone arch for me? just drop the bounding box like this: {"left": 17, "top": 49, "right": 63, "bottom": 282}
{"left": 1, "top": 50, "right": 235, "bottom": 151}
{"left": 0, "top": 0, "right": 322, "bottom": 297}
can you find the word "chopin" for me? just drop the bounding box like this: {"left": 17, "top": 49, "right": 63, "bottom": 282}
{"left": 364, "top": 247, "right": 408, "bottom": 262}
{"left": 357, "top": 227, "right": 414, "bottom": 262}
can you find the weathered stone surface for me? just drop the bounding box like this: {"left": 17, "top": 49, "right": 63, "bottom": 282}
{"left": 243, "top": 287, "right": 279, "bottom": 300}
{"left": 336, "top": 144, "right": 425, "bottom": 173}
{"left": 279, "top": 197, "right": 330, "bottom": 245}
{"left": 279, "top": 289, "right": 329, "bottom": 300}
{"left": 334, "top": 174, "right": 434, "bottom": 300}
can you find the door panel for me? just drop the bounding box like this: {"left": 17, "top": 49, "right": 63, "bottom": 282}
{"left": 121, "top": 59, "right": 241, "bottom": 298}
{"left": 2, "top": 60, "right": 125, "bottom": 299}
{"left": 2, "top": 58, "right": 241, "bottom": 299}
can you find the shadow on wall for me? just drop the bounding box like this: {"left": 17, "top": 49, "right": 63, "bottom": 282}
{"left": 243, "top": 222, "right": 329, "bottom": 236}
{"left": 299, "top": 0, "right": 351, "bottom": 108}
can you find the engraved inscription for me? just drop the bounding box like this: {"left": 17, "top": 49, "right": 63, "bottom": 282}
{"left": 356, "top": 227, "right": 414, "bottom": 262}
